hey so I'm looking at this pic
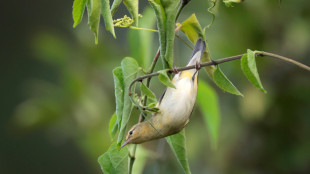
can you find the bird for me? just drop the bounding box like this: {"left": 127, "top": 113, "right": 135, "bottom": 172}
{"left": 121, "top": 38, "right": 206, "bottom": 147}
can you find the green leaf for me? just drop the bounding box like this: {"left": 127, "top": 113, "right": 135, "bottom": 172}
{"left": 111, "top": 0, "right": 122, "bottom": 16}
{"left": 98, "top": 142, "right": 129, "bottom": 174}
{"left": 158, "top": 70, "right": 176, "bottom": 89}
{"left": 88, "top": 0, "right": 102, "bottom": 44}
{"left": 124, "top": 0, "right": 139, "bottom": 27}
{"left": 109, "top": 112, "right": 118, "bottom": 141}
{"left": 117, "top": 57, "right": 139, "bottom": 150}
{"left": 166, "top": 129, "right": 191, "bottom": 174}
{"left": 132, "top": 146, "right": 155, "bottom": 174}
{"left": 72, "top": 0, "right": 87, "bottom": 28}
{"left": 180, "top": 14, "right": 242, "bottom": 96}
{"left": 241, "top": 51, "right": 267, "bottom": 93}
{"left": 140, "top": 83, "right": 157, "bottom": 100}
{"left": 101, "top": 0, "right": 116, "bottom": 38}
{"left": 128, "top": 7, "right": 156, "bottom": 69}
{"left": 223, "top": 0, "right": 244, "bottom": 7}
{"left": 113, "top": 67, "right": 124, "bottom": 134}
{"left": 197, "top": 80, "right": 220, "bottom": 149}
{"left": 149, "top": 0, "right": 181, "bottom": 69}
{"left": 213, "top": 66, "right": 243, "bottom": 96}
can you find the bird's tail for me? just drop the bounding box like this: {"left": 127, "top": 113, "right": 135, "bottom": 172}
{"left": 187, "top": 38, "right": 206, "bottom": 66}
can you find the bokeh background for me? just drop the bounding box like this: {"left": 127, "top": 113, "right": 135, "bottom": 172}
{"left": 1, "top": 0, "right": 310, "bottom": 173}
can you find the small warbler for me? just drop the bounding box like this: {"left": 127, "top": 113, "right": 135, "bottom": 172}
{"left": 121, "top": 38, "right": 206, "bottom": 147}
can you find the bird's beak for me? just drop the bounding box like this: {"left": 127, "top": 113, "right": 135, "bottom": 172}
{"left": 121, "top": 139, "right": 130, "bottom": 148}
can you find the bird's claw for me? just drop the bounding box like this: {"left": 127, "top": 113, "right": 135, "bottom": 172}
{"left": 172, "top": 66, "right": 179, "bottom": 74}
{"left": 195, "top": 61, "right": 201, "bottom": 71}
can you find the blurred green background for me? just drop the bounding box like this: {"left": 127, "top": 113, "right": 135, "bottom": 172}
{"left": 1, "top": 0, "right": 310, "bottom": 173}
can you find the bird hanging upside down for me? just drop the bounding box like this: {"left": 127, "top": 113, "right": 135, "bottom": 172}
{"left": 121, "top": 38, "right": 206, "bottom": 148}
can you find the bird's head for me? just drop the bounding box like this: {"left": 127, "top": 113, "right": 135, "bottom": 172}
{"left": 121, "top": 123, "right": 144, "bottom": 148}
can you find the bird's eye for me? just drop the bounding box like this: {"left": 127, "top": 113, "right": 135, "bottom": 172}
{"left": 129, "top": 131, "right": 133, "bottom": 135}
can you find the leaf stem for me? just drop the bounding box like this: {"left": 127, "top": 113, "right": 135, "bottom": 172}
{"left": 129, "top": 26, "right": 159, "bottom": 32}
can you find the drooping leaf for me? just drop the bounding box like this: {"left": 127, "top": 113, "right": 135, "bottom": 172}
{"left": 128, "top": 7, "right": 156, "bottom": 69}
{"left": 111, "top": 0, "right": 123, "bottom": 16}
{"left": 98, "top": 142, "right": 129, "bottom": 174}
{"left": 180, "top": 14, "right": 242, "bottom": 96}
{"left": 124, "top": 0, "right": 139, "bottom": 27}
{"left": 140, "top": 82, "right": 157, "bottom": 100}
{"left": 113, "top": 67, "right": 124, "bottom": 134}
{"left": 88, "top": 0, "right": 102, "bottom": 44}
{"left": 158, "top": 70, "right": 176, "bottom": 89}
{"left": 101, "top": 0, "right": 116, "bottom": 38}
{"left": 197, "top": 80, "right": 220, "bottom": 149}
{"left": 109, "top": 112, "right": 118, "bottom": 141}
{"left": 72, "top": 0, "right": 87, "bottom": 28}
{"left": 117, "top": 57, "right": 139, "bottom": 150}
{"left": 166, "top": 129, "right": 191, "bottom": 174}
{"left": 213, "top": 66, "right": 243, "bottom": 96}
{"left": 241, "top": 51, "right": 267, "bottom": 93}
{"left": 149, "top": 0, "right": 181, "bottom": 69}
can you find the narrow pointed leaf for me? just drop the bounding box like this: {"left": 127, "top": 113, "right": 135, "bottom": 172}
{"left": 109, "top": 112, "right": 118, "bottom": 141}
{"left": 113, "top": 67, "right": 124, "bottom": 134}
{"left": 197, "top": 80, "right": 220, "bottom": 149}
{"left": 101, "top": 0, "right": 116, "bottom": 38}
{"left": 98, "top": 142, "right": 129, "bottom": 174}
{"left": 241, "top": 51, "right": 267, "bottom": 93}
{"left": 166, "top": 129, "right": 191, "bottom": 174}
{"left": 149, "top": 0, "right": 181, "bottom": 69}
{"left": 111, "top": 0, "right": 123, "bottom": 16}
{"left": 124, "top": 0, "right": 139, "bottom": 27}
{"left": 88, "top": 0, "right": 102, "bottom": 44}
{"left": 158, "top": 70, "right": 176, "bottom": 89}
{"left": 117, "top": 57, "right": 139, "bottom": 150}
{"left": 180, "top": 14, "right": 242, "bottom": 96}
{"left": 140, "top": 82, "right": 157, "bottom": 100}
{"left": 72, "top": 0, "right": 87, "bottom": 28}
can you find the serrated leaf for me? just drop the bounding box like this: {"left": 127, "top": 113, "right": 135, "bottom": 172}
{"left": 88, "top": 0, "right": 102, "bottom": 44}
{"left": 113, "top": 67, "right": 124, "bottom": 134}
{"left": 166, "top": 129, "right": 191, "bottom": 174}
{"left": 98, "top": 142, "right": 129, "bottom": 174}
{"left": 149, "top": 0, "right": 181, "bottom": 69}
{"left": 101, "top": 0, "right": 116, "bottom": 38}
{"left": 117, "top": 57, "right": 139, "bottom": 150}
{"left": 158, "top": 70, "right": 176, "bottom": 89}
{"left": 197, "top": 80, "right": 220, "bottom": 149}
{"left": 213, "top": 66, "right": 243, "bottom": 96}
{"left": 124, "top": 0, "right": 139, "bottom": 27}
{"left": 140, "top": 83, "right": 157, "bottom": 100}
{"left": 180, "top": 14, "right": 242, "bottom": 96}
{"left": 241, "top": 51, "right": 266, "bottom": 93}
{"left": 109, "top": 112, "right": 118, "bottom": 141}
{"left": 72, "top": 0, "right": 87, "bottom": 28}
{"left": 128, "top": 7, "right": 156, "bottom": 69}
{"left": 111, "top": 0, "right": 122, "bottom": 16}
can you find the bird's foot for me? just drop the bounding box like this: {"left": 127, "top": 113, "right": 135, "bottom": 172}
{"left": 172, "top": 66, "right": 179, "bottom": 74}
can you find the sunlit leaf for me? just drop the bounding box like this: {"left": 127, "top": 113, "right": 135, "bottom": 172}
{"left": 241, "top": 51, "right": 266, "bottom": 93}
{"left": 111, "top": 0, "right": 122, "bottom": 16}
{"left": 158, "top": 70, "right": 176, "bottom": 89}
{"left": 128, "top": 7, "right": 156, "bottom": 69}
{"left": 197, "top": 80, "right": 220, "bottom": 149}
{"left": 88, "top": 0, "right": 102, "bottom": 44}
{"left": 166, "top": 129, "right": 191, "bottom": 174}
{"left": 140, "top": 82, "right": 157, "bottom": 100}
{"left": 117, "top": 57, "right": 139, "bottom": 150}
{"left": 124, "top": 0, "right": 139, "bottom": 27}
{"left": 101, "top": 0, "right": 116, "bottom": 38}
{"left": 149, "top": 0, "right": 181, "bottom": 69}
{"left": 72, "top": 0, "right": 87, "bottom": 28}
{"left": 98, "top": 142, "right": 129, "bottom": 174}
{"left": 223, "top": 0, "right": 245, "bottom": 7}
{"left": 180, "top": 14, "right": 242, "bottom": 96}
{"left": 109, "top": 112, "right": 118, "bottom": 141}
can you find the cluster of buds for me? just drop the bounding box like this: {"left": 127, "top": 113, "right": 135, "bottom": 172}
{"left": 223, "top": 0, "right": 244, "bottom": 7}
{"left": 113, "top": 14, "right": 143, "bottom": 27}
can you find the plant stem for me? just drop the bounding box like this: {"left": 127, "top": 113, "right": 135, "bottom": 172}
{"left": 129, "top": 26, "right": 159, "bottom": 32}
